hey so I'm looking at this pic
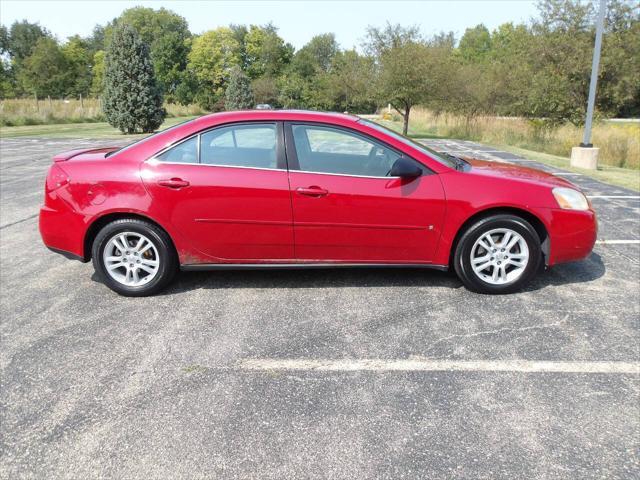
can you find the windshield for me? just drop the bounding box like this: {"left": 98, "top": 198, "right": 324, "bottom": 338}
{"left": 358, "top": 119, "right": 457, "bottom": 169}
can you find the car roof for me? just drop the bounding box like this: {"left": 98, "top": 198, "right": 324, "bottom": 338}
{"left": 195, "top": 109, "right": 360, "bottom": 124}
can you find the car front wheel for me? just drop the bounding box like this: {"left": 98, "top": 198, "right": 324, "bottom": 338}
{"left": 92, "top": 218, "right": 177, "bottom": 296}
{"left": 454, "top": 214, "right": 542, "bottom": 294}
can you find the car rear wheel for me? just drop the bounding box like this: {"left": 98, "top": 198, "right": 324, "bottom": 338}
{"left": 454, "top": 214, "right": 542, "bottom": 294}
{"left": 92, "top": 218, "right": 177, "bottom": 296}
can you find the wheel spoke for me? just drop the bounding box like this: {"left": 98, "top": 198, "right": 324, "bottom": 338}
{"left": 139, "top": 243, "right": 153, "bottom": 255}
{"left": 140, "top": 258, "right": 158, "bottom": 267}
{"left": 116, "top": 235, "right": 129, "bottom": 252}
{"left": 132, "top": 268, "right": 140, "bottom": 284}
{"left": 135, "top": 237, "right": 146, "bottom": 252}
{"left": 498, "top": 265, "right": 507, "bottom": 282}
{"left": 138, "top": 263, "right": 155, "bottom": 274}
{"left": 507, "top": 258, "right": 526, "bottom": 268}
{"left": 478, "top": 238, "right": 492, "bottom": 251}
{"left": 506, "top": 236, "right": 520, "bottom": 250}
{"left": 106, "top": 261, "right": 126, "bottom": 271}
{"left": 501, "top": 231, "right": 512, "bottom": 248}
{"left": 124, "top": 268, "right": 133, "bottom": 284}
{"left": 473, "top": 261, "right": 492, "bottom": 273}
{"left": 491, "top": 266, "right": 500, "bottom": 282}
{"left": 472, "top": 253, "right": 491, "bottom": 265}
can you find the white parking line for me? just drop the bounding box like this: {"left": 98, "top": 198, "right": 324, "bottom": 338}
{"left": 554, "top": 172, "right": 583, "bottom": 176}
{"left": 239, "top": 358, "right": 640, "bottom": 374}
{"left": 596, "top": 240, "right": 640, "bottom": 245}
{"left": 587, "top": 195, "right": 640, "bottom": 199}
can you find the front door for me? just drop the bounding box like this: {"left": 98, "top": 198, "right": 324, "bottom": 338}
{"left": 285, "top": 123, "right": 446, "bottom": 263}
{"left": 141, "top": 122, "right": 294, "bottom": 262}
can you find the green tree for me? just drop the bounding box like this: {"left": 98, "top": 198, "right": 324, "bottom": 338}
{"left": 291, "top": 33, "right": 339, "bottom": 78}
{"left": 366, "top": 24, "right": 441, "bottom": 134}
{"left": 18, "top": 37, "right": 69, "bottom": 97}
{"left": 318, "top": 49, "right": 376, "bottom": 112}
{"left": 102, "top": 24, "right": 165, "bottom": 133}
{"left": 225, "top": 66, "right": 255, "bottom": 110}
{"left": 458, "top": 24, "right": 492, "bottom": 62}
{"left": 62, "top": 35, "right": 92, "bottom": 96}
{"left": 110, "top": 7, "right": 191, "bottom": 96}
{"left": 186, "top": 27, "right": 241, "bottom": 109}
{"left": 252, "top": 76, "right": 279, "bottom": 106}
{"left": 6, "top": 20, "right": 50, "bottom": 61}
{"left": 244, "top": 24, "right": 293, "bottom": 79}
{"left": 90, "top": 50, "right": 105, "bottom": 97}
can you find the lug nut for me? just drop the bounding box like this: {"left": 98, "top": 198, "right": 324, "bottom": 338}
{"left": 497, "top": 261, "right": 502, "bottom": 265}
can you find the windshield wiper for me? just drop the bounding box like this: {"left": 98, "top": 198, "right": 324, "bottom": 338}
{"left": 442, "top": 153, "right": 468, "bottom": 171}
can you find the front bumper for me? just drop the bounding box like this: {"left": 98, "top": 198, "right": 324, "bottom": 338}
{"left": 547, "top": 208, "right": 597, "bottom": 265}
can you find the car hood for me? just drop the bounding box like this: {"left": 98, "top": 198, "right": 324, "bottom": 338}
{"left": 464, "top": 158, "right": 577, "bottom": 189}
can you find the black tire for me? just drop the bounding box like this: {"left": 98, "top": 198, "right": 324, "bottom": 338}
{"left": 454, "top": 214, "right": 542, "bottom": 294}
{"left": 92, "top": 218, "right": 177, "bottom": 297}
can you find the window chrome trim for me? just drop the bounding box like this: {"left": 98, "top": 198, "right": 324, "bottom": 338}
{"left": 288, "top": 169, "right": 401, "bottom": 180}
{"left": 145, "top": 157, "right": 288, "bottom": 172}
{"left": 145, "top": 121, "right": 283, "bottom": 171}
{"left": 145, "top": 157, "right": 396, "bottom": 178}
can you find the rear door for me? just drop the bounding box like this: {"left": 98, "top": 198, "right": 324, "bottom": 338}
{"left": 285, "top": 122, "right": 446, "bottom": 263}
{"left": 141, "top": 122, "right": 294, "bottom": 262}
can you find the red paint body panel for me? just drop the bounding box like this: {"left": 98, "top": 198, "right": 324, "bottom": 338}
{"left": 288, "top": 171, "right": 446, "bottom": 262}
{"left": 140, "top": 162, "right": 294, "bottom": 261}
{"left": 38, "top": 110, "right": 597, "bottom": 270}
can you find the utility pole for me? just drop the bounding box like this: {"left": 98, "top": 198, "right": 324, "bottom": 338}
{"left": 571, "top": 0, "right": 606, "bottom": 169}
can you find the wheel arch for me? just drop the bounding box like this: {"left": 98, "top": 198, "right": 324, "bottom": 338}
{"left": 448, "top": 207, "right": 550, "bottom": 267}
{"left": 83, "top": 212, "right": 178, "bottom": 262}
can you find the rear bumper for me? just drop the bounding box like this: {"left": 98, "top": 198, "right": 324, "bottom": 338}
{"left": 39, "top": 205, "right": 87, "bottom": 261}
{"left": 547, "top": 208, "right": 597, "bottom": 266}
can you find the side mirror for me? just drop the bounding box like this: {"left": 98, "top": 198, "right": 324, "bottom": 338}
{"left": 389, "top": 157, "right": 422, "bottom": 179}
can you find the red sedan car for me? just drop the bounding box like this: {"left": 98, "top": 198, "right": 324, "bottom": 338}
{"left": 39, "top": 110, "right": 597, "bottom": 296}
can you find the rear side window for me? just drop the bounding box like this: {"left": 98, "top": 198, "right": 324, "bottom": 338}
{"left": 200, "top": 124, "right": 277, "bottom": 169}
{"left": 155, "top": 136, "right": 198, "bottom": 164}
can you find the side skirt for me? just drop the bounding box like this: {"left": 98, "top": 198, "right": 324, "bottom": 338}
{"left": 181, "top": 263, "right": 449, "bottom": 272}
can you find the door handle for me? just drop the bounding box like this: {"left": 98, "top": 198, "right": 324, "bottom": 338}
{"left": 296, "top": 186, "right": 328, "bottom": 197}
{"left": 158, "top": 178, "right": 190, "bottom": 189}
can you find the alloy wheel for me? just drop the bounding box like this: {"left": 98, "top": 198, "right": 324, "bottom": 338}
{"left": 102, "top": 232, "right": 160, "bottom": 287}
{"left": 469, "top": 228, "right": 529, "bottom": 285}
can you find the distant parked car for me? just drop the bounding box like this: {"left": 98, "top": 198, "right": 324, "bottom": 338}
{"left": 39, "top": 110, "right": 597, "bottom": 296}
{"left": 255, "top": 104, "right": 273, "bottom": 110}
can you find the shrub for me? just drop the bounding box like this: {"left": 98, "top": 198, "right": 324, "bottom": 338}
{"left": 102, "top": 24, "right": 165, "bottom": 133}
{"left": 225, "top": 67, "right": 254, "bottom": 110}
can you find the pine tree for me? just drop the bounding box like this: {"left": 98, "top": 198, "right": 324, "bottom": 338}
{"left": 225, "top": 67, "right": 255, "bottom": 110}
{"left": 102, "top": 24, "right": 165, "bottom": 134}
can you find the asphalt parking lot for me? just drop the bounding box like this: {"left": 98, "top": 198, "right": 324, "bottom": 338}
{"left": 1, "top": 137, "right": 639, "bottom": 478}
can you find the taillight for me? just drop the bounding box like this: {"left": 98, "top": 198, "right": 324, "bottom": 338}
{"left": 46, "top": 164, "right": 69, "bottom": 192}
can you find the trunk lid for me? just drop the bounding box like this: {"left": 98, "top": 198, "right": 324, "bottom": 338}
{"left": 53, "top": 147, "right": 121, "bottom": 162}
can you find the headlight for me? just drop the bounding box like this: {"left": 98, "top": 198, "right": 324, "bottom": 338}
{"left": 552, "top": 187, "right": 589, "bottom": 210}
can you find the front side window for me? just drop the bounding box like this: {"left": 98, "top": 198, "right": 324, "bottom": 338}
{"left": 200, "top": 124, "right": 277, "bottom": 169}
{"left": 291, "top": 124, "right": 402, "bottom": 177}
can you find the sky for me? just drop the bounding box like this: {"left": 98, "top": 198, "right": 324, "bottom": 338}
{"left": 0, "top": 0, "right": 539, "bottom": 49}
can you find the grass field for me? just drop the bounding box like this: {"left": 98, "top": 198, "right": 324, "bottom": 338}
{"left": 380, "top": 108, "right": 640, "bottom": 170}
{"left": 0, "top": 116, "right": 197, "bottom": 138}
{"left": 0, "top": 98, "right": 205, "bottom": 127}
